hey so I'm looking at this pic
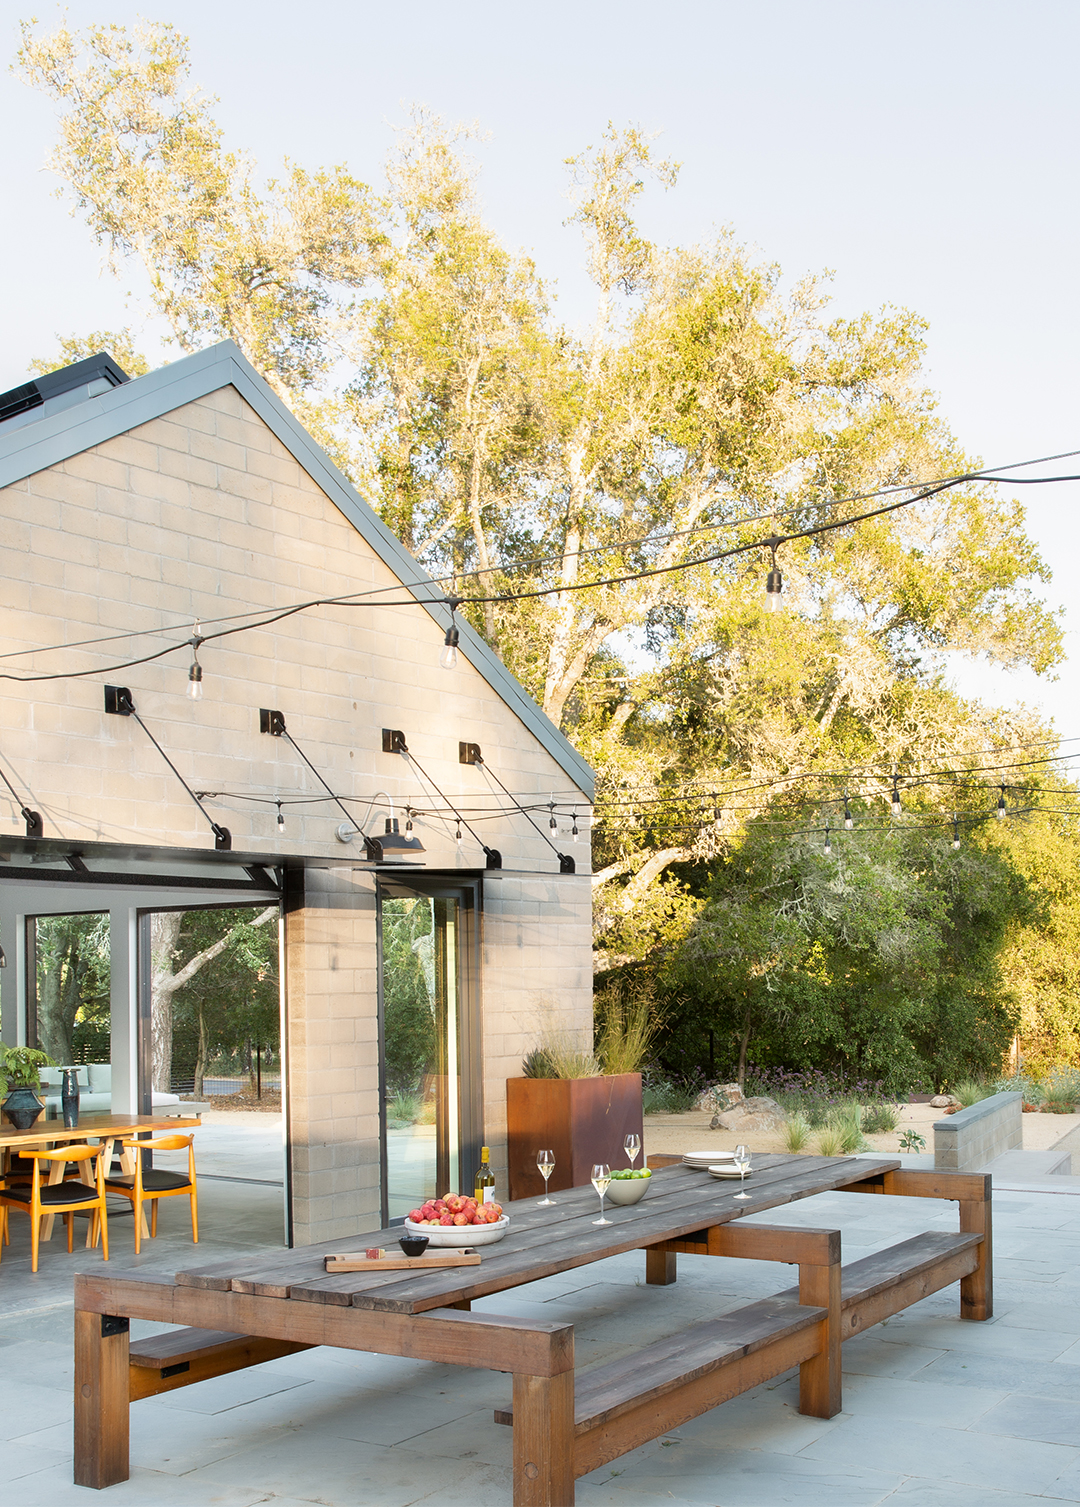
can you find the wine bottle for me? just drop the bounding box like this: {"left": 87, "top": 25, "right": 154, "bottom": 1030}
{"left": 474, "top": 1145, "right": 496, "bottom": 1204}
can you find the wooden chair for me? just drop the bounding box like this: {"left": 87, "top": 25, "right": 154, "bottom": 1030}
{"left": 0, "top": 1145, "right": 109, "bottom": 1272}
{"left": 105, "top": 1134, "right": 198, "bottom": 1254}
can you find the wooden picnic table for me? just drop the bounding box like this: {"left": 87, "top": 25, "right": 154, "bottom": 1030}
{"left": 72, "top": 1152, "right": 992, "bottom": 1505}
{"left": 1, "top": 1112, "right": 202, "bottom": 1242}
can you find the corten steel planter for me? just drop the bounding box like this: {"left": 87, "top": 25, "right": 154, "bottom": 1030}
{"left": 506, "top": 1072, "right": 644, "bottom": 1201}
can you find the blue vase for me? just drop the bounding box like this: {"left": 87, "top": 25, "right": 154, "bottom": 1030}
{"left": 62, "top": 1068, "right": 80, "bottom": 1128}
{"left": 2, "top": 1085, "right": 44, "bottom": 1130}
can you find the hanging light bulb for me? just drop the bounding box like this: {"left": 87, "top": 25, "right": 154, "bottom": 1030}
{"left": 549, "top": 801, "right": 557, "bottom": 833}
{"left": 763, "top": 537, "right": 783, "bottom": 613}
{"left": 187, "top": 623, "right": 204, "bottom": 701}
{"left": 996, "top": 783, "right": 1007, "bottom": 820}
{"left": 405, "top": 808, "right": 414, "bottom": 833}
{"left": 571, "top": 815, "right": 579, "bottom": 842}
{"left": 823, "top": 823, "right": 832, "bottom": 857}
{"left": 276, "top": 801, "right": 285, "bottom": 833}
{"left": 455, "top": 820, "right": 463, "bottom": 844}
{"left": 891, "top": 777, "right": 902, "bottom": 818}
{"left": 952, "top": 813, "right": 961, "bottom": 850}
{"left": 439, "top": 599, "right": 461, "bottom": 670}
{"left": 712, "top": 791, "right": 721, "bottom": 821}
{"left": 843, "top": 793, "right": 853, "bottom": 831}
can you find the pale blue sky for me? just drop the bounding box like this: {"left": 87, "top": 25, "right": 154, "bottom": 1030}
{"left": 2, "top": 0, "right": 1078, "bottom": 724}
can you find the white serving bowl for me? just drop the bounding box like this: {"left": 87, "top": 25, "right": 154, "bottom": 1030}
{"left": 403, "top": 1215, "right": 510, "bottom": 1247}
{"left": 605, "top": 1176, "right": 651, "bottom": 1206}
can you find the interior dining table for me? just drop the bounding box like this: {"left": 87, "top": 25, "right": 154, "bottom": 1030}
{"left": 0, "top": 1111, "right": 202, "bottom": 1242}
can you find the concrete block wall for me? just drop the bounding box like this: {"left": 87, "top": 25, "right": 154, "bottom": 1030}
{"left": 0, "top": 381, "right": 594, "bottom": 1244}
{"left": 934, "top": 1091, "right": 1022, "bottom": 1172}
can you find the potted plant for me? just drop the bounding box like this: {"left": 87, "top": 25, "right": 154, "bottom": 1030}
{"left": 506, "top": 990, "right": 655, "bottom": 1200}
{"left": 0, "top": 1044, "right": 54, "bottom": 1129}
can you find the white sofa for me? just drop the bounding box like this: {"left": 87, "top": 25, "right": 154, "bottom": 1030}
{"left": 39, "top": 1064, "right": 183, "bottom": 1117}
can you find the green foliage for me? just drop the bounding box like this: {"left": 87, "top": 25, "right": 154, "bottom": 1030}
{"left": 595, "top": 978, "right": 662, "bottom": 1075}
{"left": 861, "top": 1102, "right": 900, "bottom": 1134}
{"left": 0, "top": 1044, "right": 55, "bottom": 1094}
{"left": 898, "top": 1129, "right": 927, "bottom": 1153}
{"left": 816, "top": 1125, "right": 843, "bottom": 1157}
{"left": 30, "top": 329, "right": 150, "bottom": 378}
{"left": 952, "top": 1079, "right": 993, "bottom": 1107}
{"left": 782, "top": 1113, "right": 812, "bottom": 1152}
{"left": 32, "top": 913, "right": 110, "bottom": 1066}
{"left": 829, "top": 1104, "right": 869, "bottom": 1154}
{"left": 642, "top": 1076, "right": 699, "bottom": 1114}
{"left": 521, "top": 1047, "right": 557, "bottom": 1079}
{"left": 380, "top": 897, "right": 438, "bottom": 1096}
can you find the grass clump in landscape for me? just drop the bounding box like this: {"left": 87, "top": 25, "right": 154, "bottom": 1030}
{"left": 952, "top": 1079, "right": 993, "bottom": 1107}
{"left": 522, "top": 1031, "right": 601, "bottom": 1079}
{"left": 782, "top": 1113, "right": 812, "bottom": 1152}
{"left": 861, "top": 1101, "right": 900, "bottom": 1134}
{"left": 816, "top": 1125, "right": 843, "bottom": 1157}
{"left": 596, "top": 981, "right": 662, "bottom": 1076}
{"left": 643, "top": 1074, "right": 701, "bottom": 1114}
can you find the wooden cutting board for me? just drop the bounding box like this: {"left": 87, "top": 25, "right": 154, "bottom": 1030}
{"left": 323, "top": 1248, "right": 482, "bottom": 1272}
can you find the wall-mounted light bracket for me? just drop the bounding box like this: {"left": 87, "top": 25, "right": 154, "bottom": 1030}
{"left": 105, "top": 685, "right": 136, "bottom": 716}
{"left": 260, "top": 708, "right": 287, "bottom": 736}
{"left": 559, "top": 854, "right": 576, "bottom": 874}
{"left": 459, "top": 742, "right": 482, "bottom": 765}
{"left": 363, "top": 835, "right": 384, "bottom": 862}
{"left": 382, "top": 729, "right": 408, "bottom": 754}
{"left": 21, "top": 808, "right": 43, "bottom": 838}
{"left": 486, "top": 849, "right": 502, "bottom": 870}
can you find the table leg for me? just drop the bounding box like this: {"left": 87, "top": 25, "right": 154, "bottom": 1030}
{"left": 960, "top": 1195, "right": 993, "bottom": 1321}
{"left": 74, "top": 1309, "right": 130, "bottom": 1488}
{"left": 798, "top": 1258, "right": 842, "bottom": 1419}
{"left": 645, "top": 1246, "right": 677, "bottom": 1285}
{"left": 512, "top": 1370, "right": 575, "bottom": 1507}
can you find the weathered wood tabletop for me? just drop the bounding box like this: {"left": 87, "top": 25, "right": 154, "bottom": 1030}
{"left": 171, "top": 1152, "right": 893, "bottom": 1310}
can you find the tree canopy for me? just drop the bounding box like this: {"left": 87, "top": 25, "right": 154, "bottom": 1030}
{"left": 17, "top": 16, "right": 1079, "bottom": 1085}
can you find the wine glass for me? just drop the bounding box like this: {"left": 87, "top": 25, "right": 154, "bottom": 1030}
{"left": 591, "top": 1163, "right": 612, "bottom": 1225}
{"left": 733, "top": 1143, "right": 751, "bottom": 1200}
{"left": 623, "top": 1132, "right": 641, "bottom": 1169}
{"left": 536, "top": 1149, "right": 556, "bottom": 1206}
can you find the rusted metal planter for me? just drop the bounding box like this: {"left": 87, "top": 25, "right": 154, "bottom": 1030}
{"left": 506, "top": 1072, "right": 644, "bottom": 1200}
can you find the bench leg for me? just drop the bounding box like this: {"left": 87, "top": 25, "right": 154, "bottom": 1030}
{"left": 646, "top": 1246, "right": 677, "bottom": 1285}
{"left": 798, "top": 1260, "right": 841, "bottom": 1419}
{"left": 960, "top": 1196, "right": 992, "bottom": 1321}
{"left": 512, "top": 1370, "right": 574, "bottom": 1506}
{"left": 74, "top": 1310, "right": 130, "bottom": 1488}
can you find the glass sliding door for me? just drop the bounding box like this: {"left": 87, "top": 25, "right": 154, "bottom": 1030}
{"left": 378, "top": 879, "right": 480, "bottom": 1225}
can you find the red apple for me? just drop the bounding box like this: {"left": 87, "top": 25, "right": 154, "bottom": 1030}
{"left": 439, "top": 1213, "right": 454, "bottom": 1225}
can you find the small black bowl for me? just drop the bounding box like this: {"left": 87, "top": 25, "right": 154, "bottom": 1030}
{"left": 398, "top": 1233, "right": 430, "bottom": 1257}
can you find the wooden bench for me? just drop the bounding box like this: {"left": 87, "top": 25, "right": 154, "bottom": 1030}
{"left": 496, "top": 1221, "right": 843, "bottom": 1479}
{"left": 128, "top": 1326, "right": 313, "bottom": 1401}
{"left": 496, "top": 1294, "right": 825, "bottom": 1479}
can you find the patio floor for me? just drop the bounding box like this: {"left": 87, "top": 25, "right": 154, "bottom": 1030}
{"left": 5, "top": 1126, "right": 1080, "bottom": 1504}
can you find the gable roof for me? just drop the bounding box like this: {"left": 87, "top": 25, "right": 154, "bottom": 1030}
{"left": 0, "top": 341, "right": 594, "bottom": 797}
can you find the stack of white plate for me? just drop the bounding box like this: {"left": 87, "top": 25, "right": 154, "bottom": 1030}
{"left": 681, "top": 1150, "right": 737, "bottom": 1168}
{"left": 708, "top": 1164, "right": 752, "bottom": 1180}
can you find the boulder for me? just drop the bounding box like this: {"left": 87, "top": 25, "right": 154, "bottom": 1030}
{"left": 930, "top": 1094, "right": 961, "bottom": 1109}
{"left": 712, "top": 1095, "right": 787, "bottom": 1133}
{"left": 695, "top": 1082, "right": 745, "bottom": 1114}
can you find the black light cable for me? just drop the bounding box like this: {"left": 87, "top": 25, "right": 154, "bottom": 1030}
{"left": 104, "top": 685, "right": 230, "bottom": 850}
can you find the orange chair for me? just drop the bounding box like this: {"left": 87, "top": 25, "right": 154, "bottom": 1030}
{"left": 0, "top": 1145, "right": 109, "bottom": 1272}
{"left": 105, "top": 1134, "right": 199, "bottom": 1254}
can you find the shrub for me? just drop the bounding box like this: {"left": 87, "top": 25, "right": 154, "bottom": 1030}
{"left": 643, "top": 1076, "right": 700, "bottom": 1115}
{"left": 830, "top": 1104, "right": 868, "bottom": 1154}
{"left": 782, "top": 1113, "right": 812, "bottom": 1153}
{"left": 952, "top": 1079, "right": 992, "bottom": 1108}
{"left": 596, "top": 980, "right": 662, "bottom": 1075}
{"left": 816, "top": 1126, "right": 843, "bottom": 1157}
{"left": 898, "top": 1129, "right": 927, "bottom": 1153}
{"left": 861, "top": 1102, "right": 900, "bottom": 1135}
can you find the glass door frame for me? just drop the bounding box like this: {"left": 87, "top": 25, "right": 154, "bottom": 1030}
{"left": 376, "top": 874, "right": 483, "bottom": 1228}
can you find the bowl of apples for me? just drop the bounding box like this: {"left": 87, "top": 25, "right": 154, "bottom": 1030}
{"left": 404, "top": 1194, "right": 510, "bottom": 1246}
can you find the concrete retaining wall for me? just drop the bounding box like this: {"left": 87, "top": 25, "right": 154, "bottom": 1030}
{"left": 934, "top": 1091, "right": 1022, "bottom": 1172}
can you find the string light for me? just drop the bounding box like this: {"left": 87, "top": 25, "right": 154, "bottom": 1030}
{"left": 997, "top": 783, "right": 1007, "bottom": 820}
{"left": 549, "top": 801, "right": 557, "bottom": 833}
{"left": 891, "top": 777, "right": 902, "bottom": 818}
{"left": 186, "top": 622, "right": 204, "bottom": 701}
{"left": 276, "top": 801, "right": 285, "bottom": 833}
{"left": 764, "top": 536, "right": 783, "bottom": 613}
{"left": 439, "top": 599, "right": 461, "bottom": 670}
{"left": 455, "top": 820, "right": 463, "bottom": 844}
{"left": 953, "top": 814, "right": 961, "bottom": 850}
{"left": 844, "top": 793, "right": 853, "bottom": 831}
{"left": 571, "top": 815, "right": 579, "bottom": 842}
{"left": 823, "top": 823, "right": 832, "bottom": 856}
